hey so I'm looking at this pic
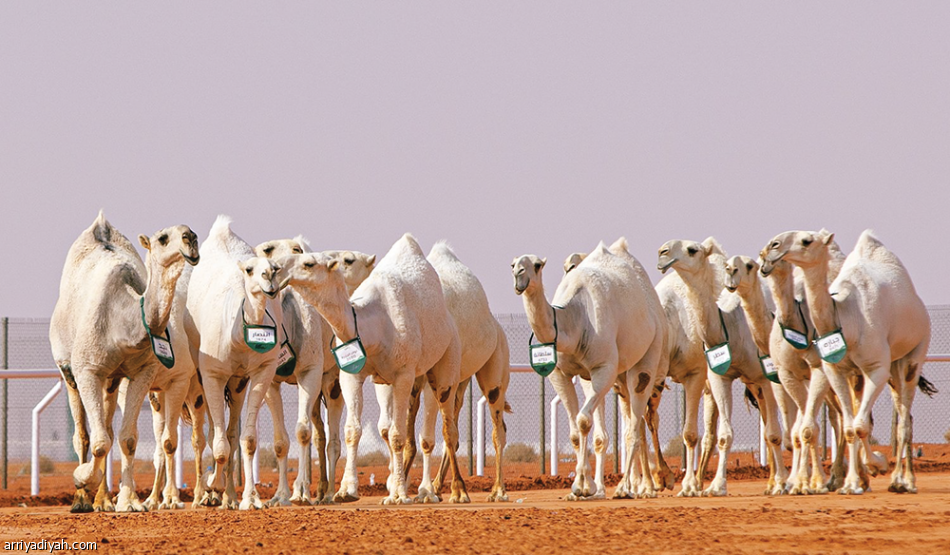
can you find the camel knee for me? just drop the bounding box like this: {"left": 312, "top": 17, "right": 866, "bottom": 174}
{"left": 800, "top": 424, "right": 816, "bottom": 443}
{"left": 683, "top": 431, "right": 698, "bottom": 447}
{"left": 273, "top": 440, "right": 288, "bottom": 459}
{"left": 420, "top": 439, "right": 434, "bottom": 455}
{"left": 241, "top": 435, "right": 257, "bottom": 455}
{"left": 843, "top": 427, "right": 857, "bottom": 444}
{"left": 163, "top": 438, "right": 177, "bottom": 456}
{"left": 717, "top": 431, "right": 733, "bottom": 450}
{"left": 121, "top": 436, "right": 136, "bottom": 457}
{"left": 593, "top": 434, "right": 607, "bottom": 454}
{"left": 767, "top": 434, "right": 782, "bottom": 447}
{"left": 576, "top": 414, "right": 591, "bottom": 436}
{"left": 91, "top": 441, "right": 108, "bottom": 460}
{"left": 295, "top": 423, "right": 312, "bottom": 446}
{"left": 569, "top": 433, "right": 580, "bottom": 450}
{"left": 344, "top": 424, "right": 362, "bottom": 445}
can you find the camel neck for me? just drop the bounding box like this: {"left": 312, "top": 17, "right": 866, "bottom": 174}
{"left": 241, "top": 293, "right": 271, "bottom": 326}
{"left": 141, "top": 258, "right": 184, "bottom": 336}
{"left": 679, "top": 265, "right": 728, "bottom": 347}
{"left": 297, "top": 283, "right": 358, "bottom": 343}
{"left": 767, "top": 267, "right": 799, "bottom": 331}
{"left": 522, "top": 284, "right": 557, "bottom": 345}
{"left": 737, "top": 283, "right": 773, "bottom": 355}
{"left": 799, "top": 258, "right": 838, "bottom": 336}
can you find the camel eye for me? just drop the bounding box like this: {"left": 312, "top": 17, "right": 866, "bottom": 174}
{"left": 746, "top": 262, "right": 754, "bottom": 272}
{"left": 344, "top": 257, "right": 355, "bottom": 265}
{"left": 158, "top": 234, "right": 169, "bottom": 246}
{"left": 292, "top": 247, "right": 303, "bottom": 254}
{"left": 511, "top": 262, "right": 516, "bottom": 268}
{"left": 263, "top": 246, "right": 274, "bottom": 255}
{"left": 802, "top": 237, "right": 813, "bottom": 247}
{"left": 245, "top": 268, "right": 253, "bottom": 276}
{"left": 303, "top": 261, "right": 315, "bottom": 269}
{"left": 687, "top": 246, "right": 698, "bottom": 256}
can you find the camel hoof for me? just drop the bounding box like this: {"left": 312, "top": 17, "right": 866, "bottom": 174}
{"left": 487, "top": 492, "right": 509, "bottom": 503}
{"left": 144, "top": 497, "right": 160, "bottom": 511}
{"left": 240, "top": 498, "right": 265, "bottom": 510}
{"left": 70, "top": 490, "right": 94, "bottom": 514}
{"left": 334, "top": 491, "right": 360, "bottom": 503}
{"left": 266, "top": 496, "right": 291, "bottom": 508}
{"left": 565, "top": 493, "right": 580, "bottom": 501}
{"left": 449, "top": 493, "right": 471, "bottom": 504}
{"left": 200, "top": 491, "right": 222, "bottom": 507}
{"left": 415, "top": 493, "right": 440, "bottom": 504}
{"left": 159, "top": 499, "right": 185, "bottom": 510}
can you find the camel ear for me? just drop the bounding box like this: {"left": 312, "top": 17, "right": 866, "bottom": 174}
{"left": 237, "top": 260, "right": 249, "bottom": 274}
{"left": 327, "top": 259, "right": 340, "bottom": 272}
{"left": 819, "top": 229, "right": 835, "bottom": 245}
{"left": 139, "top": 235, "right": 150, "bottom": 251}
{"left": 366, "top": 254, "right": 376, "bottom": 266}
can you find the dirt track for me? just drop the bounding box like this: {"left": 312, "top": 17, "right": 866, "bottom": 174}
{"left": 2, "top": 473, "right": 949, "bottom": 554}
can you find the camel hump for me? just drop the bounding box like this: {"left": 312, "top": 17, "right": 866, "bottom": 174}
{"left": 89, "top": 210, "right": 115, "bottom": 244}
{"left": 428, "top": 240, "right": 459, "bottom": 262}
{"left": 397, "top": 232, "right": 425, "bottom": 256}
{"left": 209, "top": 214, "right": 233, "bottom": 241}
{"left": 595, "top": 241, "right": 610, "bottom": 255}
{"left": 609, "top": 237, "right": 630, "bottom": 256}
{"left": 855, "top": 229, "right": 886, "bottom": 257}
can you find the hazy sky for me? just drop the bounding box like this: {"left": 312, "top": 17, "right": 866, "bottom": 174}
{"left": 2, "top": 2, "right": 948, "bottom": 319}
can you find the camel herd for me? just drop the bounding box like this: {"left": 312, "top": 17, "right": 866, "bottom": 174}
{"left": 49, "top": 212, "right": 933, "bottom": 513}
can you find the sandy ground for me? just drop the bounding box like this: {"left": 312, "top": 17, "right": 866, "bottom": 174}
{"left": 1, "top": 469, "right": 949, "bottom": 554}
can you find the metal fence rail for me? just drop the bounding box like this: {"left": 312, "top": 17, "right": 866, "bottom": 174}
{"left": 2, "top": 307, "right": 948, "bottom": 494}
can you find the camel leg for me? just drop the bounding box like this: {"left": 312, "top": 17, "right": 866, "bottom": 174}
{"left": 780, "top": 372, "right": 812, "bottom": 495}
{"left": 402, "top": 376, "right": 425, "bottom": 484}
{"left": 70, "top": 370, "right": 108, "bottom": 513}
{"left": 821, "top": 364, "right": 865, "bottom": 494}
{"left": 849, "top": 360, "right": 892, "bottom": 495}
{"left": 702, "top": 373, "right": 733, "bottom": 497}
{"left": 756, "top": 382, "right": 788, "bottom": 495}
{"left": 619, "top": 369, "right": 655, "bottom": 499}
{"left": 824, "top": 393, "right": 846, "bottom": 492}
{"left": 374, "top": 381, "right": 397, "bottom": 496}
{"left": 335, "top": 371, "right": 366, "bottom": 502}
{"left": 310, "top": 394, "right": 329, "bottom": 502}
{"left": 697, "top": 386, "right": 719, "bottom": 489}
{"left": 188, "top": 392, "right": 209, "bottom": 509}
{"left": 199, "top": 372, "right": 230, "bottom": 508}
{"left": 290, "top": 367, "right": 321, "bottom": 505}
{"left": 548, "top": 369, "right": 586, "bottom": 499}
{"left": 379, "top": 372, "right": 416, "bottom": 505}
{"left": 238, "top": 371, "right": 274, "bottom": 510}
{"left": 889, "top": 358, "right": 921, "bottom": 493}
{"left": 264, "top": 382, "right": 292, "bottom": 507}
{"left": 646, "top": 383, "right": 674, "bottom": 491}
{"left": 115, "top": 370, "right": 154, "bottom": 512}
{"left": 611, "top": 383, "right": 634, "bottom": 499}
{"left": 474, "top": 339, "right": 510, "bottom": 502}
{"left": 144, "top": 393, "right": 167, "bottom": 510}
{"left": 415, "top": 384, "right": 443, "bottom": 503}
{"left": 678, "top": 374, "right": 706, "bottom": 497}
{"left": 433, "top": 377, "right": 469, "bottom": 498}
{"left": 579, "top": 378, "right": 609, "bottom": 499}
{"left": 320, "top": 377, "right": 344, "bottom": 504}
{"left": 159, "top": 380, "right": 190, "bottom": 509}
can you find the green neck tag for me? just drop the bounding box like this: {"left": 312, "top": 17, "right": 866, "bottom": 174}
{"left": 333, "top": 338, "right": 366, "bottom": 374}
{"left": 140, "top": 297, "right": 174, "bottom": 369}
{"left": 332, "top": 305, "right": 366, "bottom": 374}
{"left": 528, "top": 306, "right": 559, "bottom": 377}
{"left": 814, "top": 329, "right": 847, "bottom": 363}
{"left": 275, "top": 324, "right": 296, "bottom": 377}
{"left": 705, "top": 342, "right": 732, "bottom": 375}
{"left": 704, "top": 308, "right": 732, "bottom": 375}
{"left": 760, "top": 355, "right": 780, "bottom": 384}
{"left": 242, "top": 299, "right": 277, "bottom": 353}
{"left": 780, "top": 301, "right": 811, "bottom": 350}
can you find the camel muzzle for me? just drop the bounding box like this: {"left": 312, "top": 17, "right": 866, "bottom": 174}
{"left": 657, "top": 258, "right": 677, "bottom": 274}
{"left": 182, "top": 251, "right": 200, "bottom": 266}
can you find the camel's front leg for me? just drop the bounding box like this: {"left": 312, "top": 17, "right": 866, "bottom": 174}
{"left": 433, "top": 377, "right": 469, "bottom": 498}
{"left": 579, "top": 378, "right": 608, "bottom": 499}
{"left": 646, "top": 384, "right": 674, "bottom": 491}
{"left": 199, "top": 373, "right": 230, "bottom": 508}
{"left": 698, "top": 386, "right": 719, "bottom": 490}
{"left": 619, "top": 369, "right": 656, "bottom": 499}
{"left": 115, "top": 370, "right": 155, "bottom": 512}
{"left": 290, "top": 367, "right": 321, "bottom": 505}
{"left": 187, "top": 392, "right": 209, "bottom": 509}
{"left": 70, "top": 370, "right": 109, "bottom": 513}
{"left": 548, "top": 370, "right": 586, "bottom": 499}
{"left": 414, "top": 384, "right": 441, "bottom": 503}
{"left": 334, "top": 372, "right": 366, "bottom": 503}
{"left": 703, "top": 373, "right": 733, "bottom": 497}
{"left": 263, "top": 381, "right": 292, "bottom": 507}
{"left": 144, "top": 393, "right": 167, "bottom": 510}
{"left": 315, "top": 376, "right": 344, "bottom": 504}
{"left": 821, "top": 364, "right": 864, "bottom": 494}
{"left": 158, "top": 381, "right": 190, "bottom": 510}
{"left": 756, "top": 382, "right": 788, "bottom": 495}
{"left": 380, "top": 372, "right": 416, "bottom": 505}
{"left": 239, "top": 370, "right": 275, "bottom": 510}
{"left": 678, "top": 374, "right": 705, "bottom": 497}
{"left": 474, "top": 345, "right": 510, "bottom": 502}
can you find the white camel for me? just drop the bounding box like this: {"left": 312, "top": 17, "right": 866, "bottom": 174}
{"left": 762, "top": 229, "right": 930, "bottom": 494}
{"left": 657, "top": 238, "right": 788, "bottom": 496}
{"left": 185, "top": 216, "right": 285, "bottom": 510}
{"left": 513, "top": 238, "right": 669, "bottom": 500}
{"left": 277, "top": 234, "right": 469, "bottom": 504}
{"left": 49, "top": 212, "right": 199, "bottom": 513}
{"left": 408, "top": 242, "right": 511, "bottom": 503}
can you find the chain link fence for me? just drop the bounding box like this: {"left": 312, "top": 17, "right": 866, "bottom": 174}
{"left": 2, "top": 307, "right": 948, "bottom": 489}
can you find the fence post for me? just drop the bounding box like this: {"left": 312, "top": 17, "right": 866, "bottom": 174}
{"left": 2, "top": 316, "right": 7, "bottom": 490}
{"left": 468, "top": 380, "right": 474, "bottom": 476}
{"left": 539, "top": 375, "right": 546, "bottom": 475}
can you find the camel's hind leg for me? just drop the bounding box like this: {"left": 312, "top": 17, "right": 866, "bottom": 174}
{"left": 115, "top": 371, "right": 155, "bottom": 512}
{"left": 697, "top": 385, "right": 719, "bottom": 490}
{"left": 677, "top": 374, "right": 706, "bottom": 497}
{"left": 474, "top": 335, "right": 511, "bottom": 502}
{"left": 334, "top": 372, "right": 367, "bottom": 503}
{"left": 264, "top": 381, "right": 292, "bottom": 507}
{"left": 426, "top": 335, "right": 467, "bottom": 504}
{"left": 889, "top": 357, "right": 922, "bottom": 494}
{"left": 144, "top": 393, "right": 167, "bottom": 510}
{"left": 646, "top": 383, "right": 674, "bottom": 491}
{"left": 755, "top": 382, "right": 789, "bottom": 495}
{"left": 316, "top": 374, "right": 344, "bottom": 504}
{"left": 702, "top": 373, "right": 733, "bottom": 497}
{"left": 579, "top": 378, "right": 609, "bottom": 499}
{"left": 186, "top": 387, "right": 209, "bottom": 509}
{"left": 429, "top": 377, "right": 467, "bottom": 502}
{"left": 93, "top": 378, "right": 121, "bottom": 512}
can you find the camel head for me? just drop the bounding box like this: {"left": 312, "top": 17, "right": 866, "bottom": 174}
{"left": 138, "top": 225, "right": 200, "bottom": 268}
{"left": 563, "top": 253, "right": 587, "bottom": 274}
{"left": 656, "top": 238, "right": 721, "bottom": 276}
{"left": 274, "top": 252, "right": 347, "bottom": 298}
{"left": 323, "top": 250, "right": 377, "bottom": 292}
{"left": 762, "top": 229, "right": 835, "bottom": 270}
{"left": 255, "top": 238, "right": 306, "bottom": 260}
{"left": 238, "top": 256, "right": 283, "bottom": 300}
{"left": 511, "top": 255, "right": 546, "bottom": 295}
{"left": 724, "top": 255, "right": 760, "bottom": 294}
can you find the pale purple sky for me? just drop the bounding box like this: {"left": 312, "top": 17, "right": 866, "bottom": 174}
{"left": 2, "top": 2, "right": 948, "bottom": 318}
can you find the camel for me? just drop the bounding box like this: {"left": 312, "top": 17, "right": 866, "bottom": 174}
{"left": 276, "top": 234, "right": 468, "bottom": 504}
{"left": 513, "top": 238, "right": 669, "bottom": 500}
{"left": 406, "top": 242, "right": 511, "bottom": 503}
{"left": 253, "top": 239, "right": 377, "bottom": 505}
{"left": 563, "top": 251, "right": 682, "bottom": 495}
{"left": 657, "top": 238, "right": 788, "bottom": 496}
{"left": 762, "top": 229, "right": 931, "bottom": 494}
{"left": 185, "top": 216, "right": 285, "bottom": 510}
{"left": 49, "top": 212, "right": 199, "bottom": 513}
{"left": 725, "top": 254, "right": 847, "bottom": 495}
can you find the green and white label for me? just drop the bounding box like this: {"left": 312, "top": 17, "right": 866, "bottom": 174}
{"left": 275, "top": 342, "right": 296, "bottom": 377}
{"left": 705, "top": 343, "right": 732, "bottom": 376}
{"left": 244, "top": 325, "right": 277, "bottom": 353}
{"left": 815, "top": 330, "right": 847, "bottom": 363}
{"left": 151, "top": 336, "right": 175, "bottom": 368}
{"left": 781, "top": 327, "right": 809, "bottom": 350}
{"left": 333, "top": 338, "right": 366, "bottom": 374}
{"left": 529, "top": 343, "right": 557, "bottom": 377}
{"left": 760, "top": 355, "right": 780, "bottom": 384}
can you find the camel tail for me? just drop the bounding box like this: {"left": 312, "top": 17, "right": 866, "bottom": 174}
{"left": 918, "top": 375, "right": 938, "bottom": 397}
{"left": 743, "top": 386, "right": 760, "bottom": 411}
{"left": 504, "top": 401, "right": 513, "bottom": 414}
